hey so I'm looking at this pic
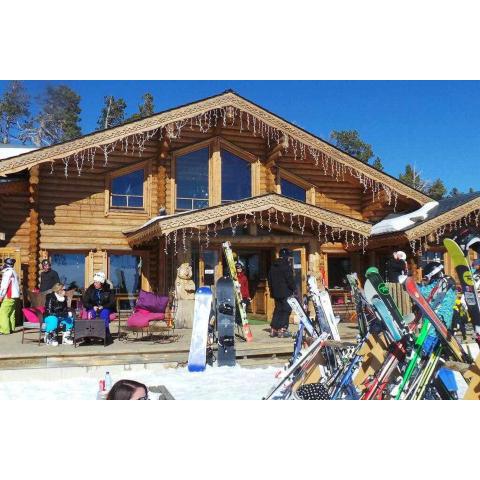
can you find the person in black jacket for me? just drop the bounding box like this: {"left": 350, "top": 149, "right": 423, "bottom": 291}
{"left": 82, "top": 271, "right": 115, "bottom": 343}
{"left": 39, "top": 259, "right": 61, "bottom": 293}
{"left": 387, "top": 251, "right": 408, "bottom": 283}
{"left": 43, "top": 283, "right": 74, "bottom": 346}
{"left": 267, "top": 248, "right": 295, "bottom": 338}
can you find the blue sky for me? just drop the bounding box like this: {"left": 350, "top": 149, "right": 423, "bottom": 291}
{"left": 1, "top": 80, "right": 478, "bottom": 192}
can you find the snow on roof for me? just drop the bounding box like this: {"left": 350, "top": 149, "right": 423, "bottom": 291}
{"left": 0, "top": 145, "right": 38, "bottom": 161}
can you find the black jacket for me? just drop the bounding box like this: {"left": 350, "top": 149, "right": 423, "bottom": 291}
{"left": 387, "top": 258, "right": 407, "bottom": 283}
{"left": 40, "top": 269, "right": 61, "bottom": 293}
{"left": 82, "top": 283, "right": 116, "bottom": 310}
{"left": 267, "top": 257, "right": 296, "bottom": 299}
{"left": 45, "top": 292, "right": 69, "bottom": 318}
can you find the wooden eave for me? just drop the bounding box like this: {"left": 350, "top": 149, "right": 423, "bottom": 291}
{"left": 124, "top": 193, "right": 372, "bottom": 247}
{"left": 0, "top": 91, "right": 430, "bottom": 205}
{"left": 0, "top": 179, "right": 28, "bottom": 194}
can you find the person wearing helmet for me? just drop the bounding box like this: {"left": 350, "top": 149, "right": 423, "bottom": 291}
{"left": 82, "top": 272, "right": 116, "bottom": 344}
{"left": 235, "top": 262, "right": 251, "bottom": 310}
{"left": 387, "top": 250, "right": 408, "bottom": 283}
{"left": 267, "top": 248, "right": 295, "bottom": 338}
{"left": 419, "top": 261, "right": 456, "bottom": 355}
{"left": 39, "top": 259, "right": 61, "bottom": 294}
{"left": 0, "top": 258, "right": 20, "bottom": 335}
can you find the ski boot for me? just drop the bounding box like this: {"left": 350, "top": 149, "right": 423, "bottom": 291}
{"left": 45, "top": 331, "right": 58, "bottom": 346}
{"left": 62, "top": 330, "right": 74, "bottom": 345}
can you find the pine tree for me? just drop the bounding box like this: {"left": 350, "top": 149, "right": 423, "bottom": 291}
{"left": 97, "top": 96, "right": 127, "bottom": 130}
{"left": 128, "top": 93, "right": 155, "bottom": 121}
{"left": 398, "top": 164, "right": 428, "bottom": 191}
{"left": 330, "top": 130, "right": 374, "bottom": 163}
{"left": 426, "top": 178, "right": 447, "bottom": 200}
{"left": 448, "top": 187, "right": 461, "bottom": 197}
{"left": 372, "top": 156, "right": 384, "bottom": 171}
{"left": 0, "top": 80, "right": 30, "bottom": 144}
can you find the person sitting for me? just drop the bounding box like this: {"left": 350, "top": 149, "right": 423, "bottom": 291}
{"left": 39, "top": 259, "right": 61, "bottom": 294}
{"left": 82, "top": 272, "right": 115, "bottom": 344}
{"left": 44, "top": 283, "right": 74, "bottom": 346}
{"left": 106, "top": 379, "right": 149, "bottom": 400}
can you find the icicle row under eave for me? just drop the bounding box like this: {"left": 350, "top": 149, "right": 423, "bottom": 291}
{"left": 44, "top": 105, "right": 399, "bottom": 208}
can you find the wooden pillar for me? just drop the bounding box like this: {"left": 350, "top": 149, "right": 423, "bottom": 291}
{"left": 308, "top": 239, "right": 320, "bottom": 275}
{"left": 28, "top": 165, "right": 39, "bottom": 291}
{"left": 210, "top": 137, "right": 221, "bottom": 206}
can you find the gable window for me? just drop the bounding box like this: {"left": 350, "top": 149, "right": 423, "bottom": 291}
{"left": 50, "top": 252, "right": 86, "bottom": 290}
{"left": 221, "top": 149, "right": 251, "bottom": 203}
{"left": 111, "top": 169, "right": 144, "bottom": 209}
{"left": 281, "top": 178, "right": 306, "bottom": 202}
{"left": 176, "top": 147, "right": 209, "bottom": 211}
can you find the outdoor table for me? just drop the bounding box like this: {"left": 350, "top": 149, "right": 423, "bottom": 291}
{"left": 74, "top": 319, "right": 106, "bottom": 347}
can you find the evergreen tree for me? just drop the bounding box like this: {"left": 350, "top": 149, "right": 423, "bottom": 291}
{"left": 468, "top": 187, "right": 475, "bottom": 193}
{"left": 426, "top": 178, "right": 447, "bottom": 200}
{"left": 372, "top": 156, "right": 384, "bottom": 171}
{"left": 18, "top": 84, "right": 81, "bottom": 146}
{"left": 128, "top": 93, "right": 155, "bottom": 121}
{"left": 448, "top": 187, "right": 461, "bottom": 197}
{"left": 398, "top": 164, "right": 428, "bottom": 191}
{"left": 0, "top": 80, "right": 30, "bottom": 144}
{"left": 97, "top": 96, "right": 127, "bottom": 130}
{"left": 330, "top": 130, "right": 374, "bottom": 163}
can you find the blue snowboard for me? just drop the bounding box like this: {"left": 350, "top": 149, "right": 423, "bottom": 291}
{"left": 188, "top": 287, "right": 213, "bottom": 372}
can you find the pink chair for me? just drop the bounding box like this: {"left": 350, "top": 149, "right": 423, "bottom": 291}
{"left": 22, "top": 291, "right": 47, "bottom": 345}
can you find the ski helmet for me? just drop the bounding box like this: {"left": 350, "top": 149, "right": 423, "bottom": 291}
{"left": 422, "top": 261, "right": 444, "bottom": 282}
{"left": 396, "top": 251, "right": 407, "bottom": 261}
{"left": 279, "top": 248, "right": 292, "bottom": 258}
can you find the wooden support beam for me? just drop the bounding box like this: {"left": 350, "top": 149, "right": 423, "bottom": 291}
{"left": 28, "top": 166, "right": 40, "bottom": 291}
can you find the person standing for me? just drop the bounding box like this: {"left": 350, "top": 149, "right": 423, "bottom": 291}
{"left": 39, "top": 259, "right": 61, "bottom": 294}
{"left": 387, "top": 251, "right": 408, "bottom": 283}
{"left": 0, "top": 258, "right": 20, "bottom": 335}
{"left": 236, "top": 262, "right": 251, "bottom": 311}
{"left": 267, "top": 248, "right": 295, "bottom": 338}
{"left": 83, "top": 272, "right": 115, "bottom": 344}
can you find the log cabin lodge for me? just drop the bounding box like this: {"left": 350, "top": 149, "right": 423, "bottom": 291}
{"left": 1, "top": 90, "right": 479, "bottom": 320}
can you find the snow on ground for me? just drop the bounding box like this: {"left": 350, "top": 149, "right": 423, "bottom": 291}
{"left": 0, "top": 365, "right": 279, "bottom": 400}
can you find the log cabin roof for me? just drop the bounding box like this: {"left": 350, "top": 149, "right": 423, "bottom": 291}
{"left": 0, "top": 90, "right": 430, "bottom": 205}
{"left": 124, "top": 193, "right": 372, "bottom": 247}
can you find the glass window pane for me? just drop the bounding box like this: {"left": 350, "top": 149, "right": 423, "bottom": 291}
{"left": 194, "top": 199, "right": 209, "bottom": 209}
{"left": 111, "top": 195, "right": 127, "bottom": 207}
{"left": 109, "top": 254, "right": 142, "bottom": 296}
{"left": 176, "top": 148, "right": 209, "bottom": 210}
{"left": 281, "top": 178, "right": 306, "bottom": 202}
{"left": 176, "top": 198, "right": 192, "bottom": 210}
{"left": 50, "top": 253, "right": 85, "bottom": 290}
{"left": 221, "top": 149, "right": 251, "bottom": 202}
{"left": 112, "top": 169, "right": 144, "bottom": 195}
{"left": 128, "top": 196, "right": 143, "bottom": 208}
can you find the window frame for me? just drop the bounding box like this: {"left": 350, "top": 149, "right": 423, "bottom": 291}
{"left": 104, "top": 160, "right": 152, "bottom": 217}
{"left": 47, "top": 250, "right": 88, "bottom": 290}
{"left": 277, "top": 168, "right": 315, "bottom": 205}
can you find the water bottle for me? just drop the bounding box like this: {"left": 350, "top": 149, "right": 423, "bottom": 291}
{"left": 105, "top": 371, "right": 113, "bottom": 390}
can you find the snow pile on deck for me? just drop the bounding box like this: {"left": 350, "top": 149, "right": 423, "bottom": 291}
{"left": 0, "top": 364, "right": 279, "bottom": 400}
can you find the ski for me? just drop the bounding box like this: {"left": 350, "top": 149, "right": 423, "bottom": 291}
{"left": 287, "top": 296, "right": 318, "bottom": 337}
{"left": 444, "top": 238, "right": 480, "bottom": 339}
{"left": 188, "top": 287, "right": 213, "bottom": 372}
{"left": 404, "top": 277, "right": 471, "bottom": 363}
{"left": 222, "top": 241, "right": 253, "bottom": 342}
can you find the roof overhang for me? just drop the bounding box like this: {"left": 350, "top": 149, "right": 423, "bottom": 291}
{"left": 124, "top": 193, "right": 372, "bottom": 247}
{"left": 0, "top": 91, "right": 430, "bottom": 206}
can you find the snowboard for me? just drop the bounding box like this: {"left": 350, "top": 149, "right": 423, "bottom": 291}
{"left": 444, "top": 238, "right": 480, "bottom": 336}
{"left": 307, "top": 275, "right": 340, "bottom": 340}
{"left": 188, "top": 287, "right": 213, "bottom": 372}
{"left": 404, "top": 277, "right": 471, "bottom": 363}
{"left": 287, "top": 296, "right": 318, "bottom": 337}
{"left": 222, "top": 241, "right": 253, "bottom": 342}
{"left": 216, "top": 276, "right": 236, "bottom": 367}
{"left": 365, "top": 267, "right": 406, "bottom": 337}
{"left": 346, "top": 273, "right": 371, "bottom": 338}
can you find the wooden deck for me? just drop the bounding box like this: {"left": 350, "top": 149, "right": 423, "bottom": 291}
{"left": 0, "top": 323, "right": 359, "bottom": 371}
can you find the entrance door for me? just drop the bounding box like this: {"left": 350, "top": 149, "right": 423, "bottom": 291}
{"left": 291, "top": 247, "right": 306, "bottom": 299}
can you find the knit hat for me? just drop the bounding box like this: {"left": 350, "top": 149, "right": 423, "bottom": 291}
{"left": 93, "top": 272, "right": 106, "bottom": 283}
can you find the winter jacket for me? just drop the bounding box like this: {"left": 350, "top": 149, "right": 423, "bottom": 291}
{"left": 387, "top": 258, "right": 408, "bottom": 283}
{"left": 237, "top": 272, "right": 250, "bottom": 299}
{"left": 45, "top": 292, "right": 69, "bottom": 318}
{"left": 40, "top": 269, "right": 61, "bottom": 293}
{"left": 267, "top": 257, "right": 295, "bottom": 299}
{"left": 0, "top": 267, "right": 20, "bottom": 299}
{"left": 82, "top": 283, "right": 116, "bottom": 310}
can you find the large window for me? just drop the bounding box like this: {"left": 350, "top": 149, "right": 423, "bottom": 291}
{"left": 50, "top": 253, "right": 86, "bottom": 290}
{"left": 111, "top": 169, "right": 144, "bottom": 209}
{"left": 176, "top": 147, "right": 209, "bottom": 211}
{"left": 221, "top": 149, "right": 251, "bottom": 203}
{"left": 281, "top": 178, "right": 306, "bottom": 202}
{"left": 109, "top": 254, "right": 142, "bottom": 295}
